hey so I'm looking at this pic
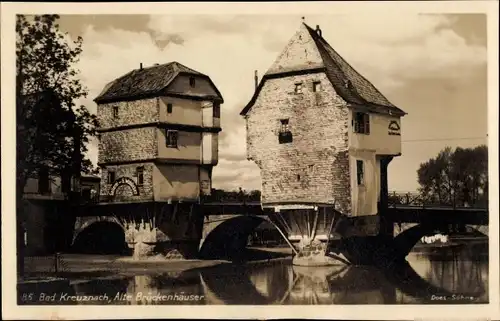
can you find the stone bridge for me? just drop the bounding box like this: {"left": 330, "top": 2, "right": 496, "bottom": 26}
{"left": 68, "top": 201, "right": 488, "bottom": 265}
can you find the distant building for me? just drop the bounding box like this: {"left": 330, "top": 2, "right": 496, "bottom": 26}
{"left": 22, "top": 174, "right": 100, "bottom": 255}
{"left": 94, "top": 62, "right": 224, "bottom": 203}
{"left": 241, "top": 22, "right": 406, "bottom": 218}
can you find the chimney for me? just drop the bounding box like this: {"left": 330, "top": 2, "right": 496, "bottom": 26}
{"left": 140, "top": 63, "right": 143, "bottom": 70}
{"left": 254, "top": 70, "right": 258, "bottom": 91}
{"left": 316, "top": 25, "right": 322, "bottom": 37}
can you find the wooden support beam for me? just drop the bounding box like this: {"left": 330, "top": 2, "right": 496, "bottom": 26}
{"left": 311, "top": 208, "right": 319, "bottom": 241}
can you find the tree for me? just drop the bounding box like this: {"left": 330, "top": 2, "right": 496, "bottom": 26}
{"left": 16, "top": 15, "right": 98, "bottom": 277}
{"left": 417, "top": 145, "right": 488, "bottom": 207}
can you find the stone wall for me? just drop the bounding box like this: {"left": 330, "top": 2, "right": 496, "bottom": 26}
{"left": 246, "top": 72, "right": 351, "bottom": 214}
{"left": 97, "top": 98, "right": 159, "bottom": 130}
{"left": 98, "top": 127, "right": 157, "bottom": 164}
{"left": 101, "top": 162, "right": 155, "bottom": 201}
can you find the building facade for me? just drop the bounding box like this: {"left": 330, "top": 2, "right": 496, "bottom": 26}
{"left": 94, "top": 62, "right": 223, "bottom": 258}
{"left": 95, "top": 62, "right": 223, "bottom": 203}
{"left": 241, "top": 22, "right": 406, "bottom": 264}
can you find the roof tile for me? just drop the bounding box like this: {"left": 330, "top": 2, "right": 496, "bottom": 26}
{"left": 94, "top": 62, "right": 205, "bottom": 103}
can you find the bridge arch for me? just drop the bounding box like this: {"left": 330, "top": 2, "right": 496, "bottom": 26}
{"left": 391, "top": 222, "right": 451, "bottom": 259}
{"left": 199, "top": 215, "right": 288, "bottom": 260}
{"left": 71, "top": 216, "right": 128, "bottom": 254}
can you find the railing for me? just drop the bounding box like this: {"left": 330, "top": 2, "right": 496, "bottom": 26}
{"left": 387, "top": 191, "right": 488, "bottom": 209}
{"left": 201, "top": 193, "right": 261, "bottom": 204}
{"left": 73, "top": 190, "right": 487, "bottom": 211}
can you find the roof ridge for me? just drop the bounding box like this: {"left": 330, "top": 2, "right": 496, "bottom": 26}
{"left": 241, "top": 21, "right": 406, "bottom": 116}
{"left": 94, "top": 61, "right": 222, "bottom": 104}
{"left": 304, "top": 23, "right": 404, "bottom": 113}
{"left": 317, "top": 35, "right": 396, "bottom": 107}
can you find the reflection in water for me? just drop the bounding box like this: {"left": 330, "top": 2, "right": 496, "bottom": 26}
{"left": 30, "top": 246, "right": 487, "bottom": 305}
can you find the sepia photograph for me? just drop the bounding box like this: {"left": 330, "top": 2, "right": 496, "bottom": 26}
{"left": 1, "top": 1, "right": 499, "bottom": 320}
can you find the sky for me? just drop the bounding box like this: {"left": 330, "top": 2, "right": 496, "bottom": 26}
{"left": 57, "top": 13, "right": 488, "bottom": 192}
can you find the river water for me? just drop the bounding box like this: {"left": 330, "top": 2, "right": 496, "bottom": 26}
{"left": 24, "top": 243, "right": 488, "bottom": 305}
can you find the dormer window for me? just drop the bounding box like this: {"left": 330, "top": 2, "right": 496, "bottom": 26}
{"left": 189, "top": 77, "right": 196, "bottom": 88}
{"left": 278, "top": 119, "right": 293, "bottom": 144}
{"left": 313, "top": 81, "right": 322, "bottom": 92}
{"left": 353, "top": 112, "right": 370, "bottom": 134}
{"left": 294, "top": 83, "right": 303, "bottom": 94}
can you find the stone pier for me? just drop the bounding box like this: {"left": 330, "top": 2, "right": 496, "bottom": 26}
{"left": 72, "top": 202, "right": 204, "bottom": 260}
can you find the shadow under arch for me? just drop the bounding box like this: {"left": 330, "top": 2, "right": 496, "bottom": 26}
{"left": 334, "top": 222, "right": 450, "bottom": 267}
{"left": 71, "top": 221, "right": 129, "bottom": 254}
{"left": 199, "top": 215, "right": 288, "bottom": 261}
{"left": 391, "top": 222, "right": 451, "bottom": 259}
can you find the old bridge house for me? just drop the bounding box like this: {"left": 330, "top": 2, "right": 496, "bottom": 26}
{"left": 92, "top": 61, "right": 223, "bottom": 258}
{"left": 241, "top": 22, "right": 406, "bottom": 265}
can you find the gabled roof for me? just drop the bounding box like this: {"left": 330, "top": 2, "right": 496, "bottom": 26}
{"left": 241, "top": 23, "right": 406, "bottom": 116}
{"left": 94, "top": 61, "right": 223, "bottom": 104}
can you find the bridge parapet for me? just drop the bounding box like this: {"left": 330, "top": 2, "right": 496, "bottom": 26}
{"left": 388, "top": 191, "right": 488, "bottom": 209}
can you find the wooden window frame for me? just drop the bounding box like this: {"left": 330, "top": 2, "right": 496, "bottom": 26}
{"left": 353, "top": 112, "right": 370, "bottom": 135}
{"left": 313, "top": 81, "right": 322, "bottom": 92}
{"left": 294, "top": 83, "right": 303, "bottom": 94}
{"left": 136, "top": 166, "right": 144, "bottom": 186}
{"left": 166, "top": 130, "right": 179, "bottom": 148}
{"left": 107, "top": 171, "right": 116, "bottom": 184}
{"left": 113, "top": 106, "right": 119, "bottom": 118}
{"left": 213, "top": 103, "right": 221, "bottom": 118}
{"left": 278, "top": 119, "right": 293, "bottom": 144}
{"left": 356, "top": 160, "right": 364, "bottom": 186}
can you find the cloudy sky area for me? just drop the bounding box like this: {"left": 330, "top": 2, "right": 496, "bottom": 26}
{"left": 58, "top": 14, "right": 488, "bottom": 192}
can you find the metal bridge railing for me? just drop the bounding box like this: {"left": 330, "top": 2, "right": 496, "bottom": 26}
{"left": 387, "top": 191, "right": 488, "bottom": 210}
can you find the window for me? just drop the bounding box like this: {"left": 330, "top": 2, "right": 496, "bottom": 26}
{"left": 136, "top": 166, "right": 144, "bottom": 185}
{"left": 107, "top": 171, "right": 116, "bottom": 184}
{"left": 213, "top": 103, "right": 220, "bottom": 118}
{"left": 278, "top": 119, "right": 293, "bottom": 144}
{"left": 166, "top": 130, "right": 178, "bottom": 148}
{"left": 167, "top": 103, "right": 173, "bottom": 114}
{"left": 294, "top": 83, "right": 303, "bottom": 94}
{"left": 113, "top": 106, "right": 119, "bottom": 118}
{"left": 189, "top": 77, "right": 196, "bottom": 88}
{"left": 313, "top": 81, "right": 322, "bottom": 92}
{"left": 356, "top": 160, "right": 364, "bottom": 185}
{"left": 38, "top": 167, "right": 50, "bottom": 194}
{"left": 279, "top": 119, "right": 289, "bottom": 132}
{"left": 353, "top": 112, "right": 370, "bottom": 134}
{"left": 81, "top": 188, "right": 91, "bottom": 201}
